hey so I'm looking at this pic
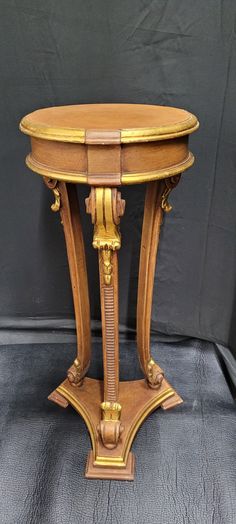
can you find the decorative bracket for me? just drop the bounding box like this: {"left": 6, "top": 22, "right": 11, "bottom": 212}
{"left": 43, "top": 177, "right": 61, "bottom": 212}
{"left": 85, "top": 187, "right": 125, "bottom": 251}
{"left": 51, "top": 187, "right": 60, "bottom": 212}
{"left": 85, "top": 187, "right": 125, "bottom": 286}
{"left": 161, "top": 175, "right": 181, "bottom": 213}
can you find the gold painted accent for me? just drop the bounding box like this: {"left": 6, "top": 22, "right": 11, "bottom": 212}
{"left": 102, "top": 250, "right": 113, "bottom": 285}
{"left": 93, "top": 188, "right": 121, "bottom": 251}
{"left": 20, "top": 120, "right": 85, "bottom": 143}
{"left": 147, "top": 357, "right": 156, "bottom": 371}
{"left": 86, "top": 187, "right": 123, "bottom": 287}
{"left": 161, "top": 173, "right": 181, "bottom": 213}
{"left": 101, "top": 401, "right": 122, "bottom": 421}
{"left": 121, "top": 119, "right": 199, "bottom": 143}
{"left": 74, "top": 358, "right": 81, "bottom": 370}
{"left": 20, "top": 115, "right": 199, "bottom": 144}
{"left": 161, "top": 186, "right": 172, "bottom": 213}
{"left": 51, "top": 187, "right": 60, "bottom": 212}
{"left": 94, "top": 457, "right": 126, "bottom": 466}
{"left": 57, "top": 381, "right": 175, "bottom": 468}
{"left": 43, "top": 177, "right": 61, "bottom": 213}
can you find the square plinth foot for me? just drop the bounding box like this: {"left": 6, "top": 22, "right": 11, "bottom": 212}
{"left": 85, "top": 451, "right": 135, "bottom": 481}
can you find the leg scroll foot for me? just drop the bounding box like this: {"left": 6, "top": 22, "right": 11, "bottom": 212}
{"left": 98, "top": 401, "right": 124, "bottom": 449}
{"left": 67, "top": 358, "right": 84, "bottom": 387}
{"left": 147, "top": 357, "right": 164, "bottom": 389}
{"left": 98, "top": 420, "right": 124, "bottom": 450}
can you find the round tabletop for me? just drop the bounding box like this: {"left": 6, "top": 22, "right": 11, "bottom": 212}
{"left": 20, "top": 103, "right": 198, "bottom": 144}
{"left": 20, "top": 103, "right": 199, "bottom": 185}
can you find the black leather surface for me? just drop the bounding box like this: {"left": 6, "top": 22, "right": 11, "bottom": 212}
{"left": 0, "top": 338, "right": 235, "bottom": 523}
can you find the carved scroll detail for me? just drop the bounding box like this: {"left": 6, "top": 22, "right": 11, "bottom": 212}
{"left": 85, "top": 187, "right": 125, "bottom": 251}
{"left": 147, "top": 358, "right": 164, "bottom": 389}
{"left": 161, "top": 175, "right": 181, "bottom": 213}
{"left": 85, "top": 187, "right": 125, "bottom": 287}
{"left": 67, "top": 358, "right": 82, "bottom": 387}
{"left": 97, "top": 401, "right": 124, "bottom": 449}
{"left": 43, "top": 177, "right": 61, "bottom": 212}
{"left": 51, "top": 187, "right": 60, "bottom": 212}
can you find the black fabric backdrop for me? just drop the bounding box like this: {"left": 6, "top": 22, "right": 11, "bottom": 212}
{"left": 1, "top": 1, "right": 236, "bottom": 357}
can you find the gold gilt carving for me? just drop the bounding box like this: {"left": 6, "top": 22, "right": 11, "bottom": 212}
{"left": 67, "top": 358, "right": 83, "bottom": 387}
{"left": 161, "top": 174, "right": 181, "bottom": 213}
{"left": 51, "top": 187, "right": 60, "bottom": 212}
{"left": 147, "top": 357, "right": 164, "bottom": 389}
{"left": 85, "top": 187, "right": 125, "bottom": 251}
{"left": 43, "top": 177, "right": 61, "bottom": 212}
{"left": 102, "top": 250, "right": 113, "bottom": 286}
{"left": 85, "top": 187, "right": 125, "bottom": 285}
{"left": 101, "top": 401, "right": 122, "bottom": 420}
{"left": 161, "top": 186, "right": 173, "bottom": 213}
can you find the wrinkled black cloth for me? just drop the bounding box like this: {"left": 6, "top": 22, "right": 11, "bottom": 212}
{"left": 0, "top": 338, "right": 235, "bottom": 524}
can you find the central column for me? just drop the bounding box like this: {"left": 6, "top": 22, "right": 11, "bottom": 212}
{"left": 86, "top": 187, "right": 125, "bottom": 449}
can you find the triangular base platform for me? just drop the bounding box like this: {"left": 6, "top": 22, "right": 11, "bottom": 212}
{"left": 49, "top": 376, "right": 182, "bottom": 480}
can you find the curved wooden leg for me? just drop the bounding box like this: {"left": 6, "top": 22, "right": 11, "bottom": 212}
{"left": 137, "top": 176, "right": 181, "bottom": 389}
{"left": 44, "top": 178, "right": 91, "bottom": 385}
{"left": 86, "top": 187, "right": 125, "bottom": 449}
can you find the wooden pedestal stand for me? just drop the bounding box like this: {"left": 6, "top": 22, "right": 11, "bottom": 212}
{"left": 20, "top": 103, "right": 199, "bottom": 480}
{"left": 47, "top": 181, "right": 183, "bottom": 480}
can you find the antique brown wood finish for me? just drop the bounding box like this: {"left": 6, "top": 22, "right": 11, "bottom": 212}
{"left": 137, "top": 176, "right": 182, "bottom": 391}
{"left": 44, "top": 179, "right": 91, "bottom": 384}
{"left": 20, "top": 103, "right": 199, "bottom": 480}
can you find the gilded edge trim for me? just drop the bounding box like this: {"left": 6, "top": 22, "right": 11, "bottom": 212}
{"left": 121, "top": 120, "right": 199, "bottom": 143}
{"left": 25, "top": 152, "right": 194, "bottom": 185}
{"left": 57, "top": 383, "right": 174, "bottom": 468}
{"left": 19, "top": 118, "right": 199, "bottom": 144}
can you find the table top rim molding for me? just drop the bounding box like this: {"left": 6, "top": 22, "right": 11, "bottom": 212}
{"left": 19, "top": 103, "right": 199, "bottom": 144}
